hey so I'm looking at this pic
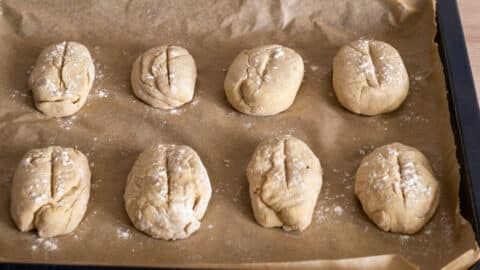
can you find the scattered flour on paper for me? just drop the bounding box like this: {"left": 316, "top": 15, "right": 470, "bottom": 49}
{"left": 57, "top": 115, "right": 78, "bottom": 130}
{"left": 94, "top": 57, "right": 105, "bottom": 80}
{"left": 168, "top": 108, "right": 185, "bottom": 115}
{"left": 315, "top": 204, "right": 345, "bottom": 223}
{"left": 116, "top": 227, "right": 132, "bottom": 240}
{"left": 91, "top": 88, "right": 109, "bottom": 99}
{"left": 8, "top": 89, "right": 30, "bottom": 100}
{"left": 223, "top": 159, "right": 231, "bottom": 167}
{"left": 91, "top": 178, "right": 103, "bottom": 190}
{"left": 190, "top": 97, "right": 200, "bottom": 107}
{"left": 310, "top": 65, "right": 319, "bottom": 72}
{"left": 358, "top": 144, "right": 376, "bottom": 156}
{"left": 333, "top": 206, "right": 344, "bottom": 216}
{"left": 31, "top": 237, "right": 58, "bottom": 252}
{"left": 242, "top": 121, "right": 253, "bottom": 129}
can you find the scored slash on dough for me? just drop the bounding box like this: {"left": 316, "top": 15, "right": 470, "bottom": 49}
{"left": 237, "top": 48, "right": 278, "bottom": 109}
{"left": 395, "top": 153, "right": 409, "bottom": 207}
{"left": 38, "top": 42, "right": 89, "bottom": 104}
{"left": 38, "top": 41, "right": 80, "bottom": 104}
{"left": 58, "top": 42, "right": 69, "bottom": 92}
{"left": 366, "top": 44, "right": 380, "bottom": 88}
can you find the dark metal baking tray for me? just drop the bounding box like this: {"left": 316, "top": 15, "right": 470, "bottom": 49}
{"left": 2, "top": 0, "right": 480, "bottom": 269}
{"left": 437, "top": 0, "right": 480, "bottom": 269}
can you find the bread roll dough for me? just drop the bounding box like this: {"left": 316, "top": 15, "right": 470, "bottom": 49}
{"left": 29, "top": 41, "right": 95, "bottom": 117}
{"left": 355, "top": 143, "right": 439, "bottom": 234}
{"left": 246, "top": 135, "right": 322, "bottom": 231}
{"left": 10, "top": 146, "right": 91, "bottom": 238}
{"left": 131, "top": 46, "right": 197, "bottom": 109}
{"left": 224, "top": 45, "right": 304, "bottom": 116}
{"left": 333, "top": 39, "right": 409, "bottom": 116}
{"left": 124, "top": 144, "right": 211, "bottom": 240}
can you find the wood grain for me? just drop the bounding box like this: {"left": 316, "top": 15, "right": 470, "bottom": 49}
{"left": 457, "top": 0, "right": 480, "bottom": 103}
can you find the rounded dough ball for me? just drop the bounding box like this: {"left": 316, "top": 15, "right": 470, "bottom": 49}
{"left": 131, "top": 45, "right": 197, "bottom": 110}
{"left": 29, "top": 41, "right": 95, "bottom": 117}
{"left": 354, "top": 143, "right": 440, "bottom": 234}
{"left": 333, "top": 39, "right": 409, "bottom": 116}
{"left": 224, "top": 45, "right": 304, "bottom": 116}
{"left": 10, "top": 146, "right": 91, "bottom": 238}
{"left": 247, "top": 135, "right": 322, "bottom": 231}
{"left": 124, "top": 144, "right": 212, "bottom": 240}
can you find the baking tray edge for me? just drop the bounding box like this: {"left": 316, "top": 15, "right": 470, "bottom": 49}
{"left": 437, "top": 0, "right": 480, "bottom": 269}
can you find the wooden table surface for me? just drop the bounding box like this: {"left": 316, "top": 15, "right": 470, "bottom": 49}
{"left": 458, "top": 0, "right": 480, "bottom": 103}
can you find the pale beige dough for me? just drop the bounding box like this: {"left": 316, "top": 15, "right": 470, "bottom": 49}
{"left": 124, "top": 144, "right": 212, "bottom": 240}
{"left": 246, "top": 135, "right": 322, "bottom": 231}
{"left": 131, "top": 46, "right": 197, "bottom": 110}
{"left": 29, "top": 41, "right": 95, "bottom": 117}
{"left": 10, "top": 146, "right": 91, "bottom": 238}
{"left": 355, "top": 143, "right": 440, "bottom": 234}
{"left": 224, "top": 45, "right": 304, "bottom": 116}
{"left": 333, "top": 39, "right": 409, "bottom": 116}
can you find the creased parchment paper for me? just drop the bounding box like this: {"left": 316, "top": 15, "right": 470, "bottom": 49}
{"left": 0, "top": 0, "right": 478, "bottom": 269}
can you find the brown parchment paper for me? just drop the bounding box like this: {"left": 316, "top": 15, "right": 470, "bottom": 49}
{"left": 0, "top": 0, "right": 478, "bottom": 269}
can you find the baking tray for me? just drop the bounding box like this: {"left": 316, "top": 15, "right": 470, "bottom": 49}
{"left": 437, "top": 0, "right": 480, "bottom": 269}
{"left": 1, "top": 0, "right": 480, "bottom": 269}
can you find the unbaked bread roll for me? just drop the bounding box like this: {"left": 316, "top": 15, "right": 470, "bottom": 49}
{"left": 224, "top": 45, "right": 304, "bottom": 116}
{"left": 131, "top": 46, "right": 197, "bottom": 109}
{"left": 124, "top": 144, "right": 211, "bottom": 240}
{"left": 333, "top": 39, "right": 409, "bottom": 116}
{"left": 10, "top": 146, "right": 91, "bottom": 238}
{"left": 29, "top": 41, "right": 95, "bottom": 117}
{"left": 355, "top": 143, "right": 439, "bottom": 234}
{"left": 247, "top": 135, "right": 322, "bottom": 231}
